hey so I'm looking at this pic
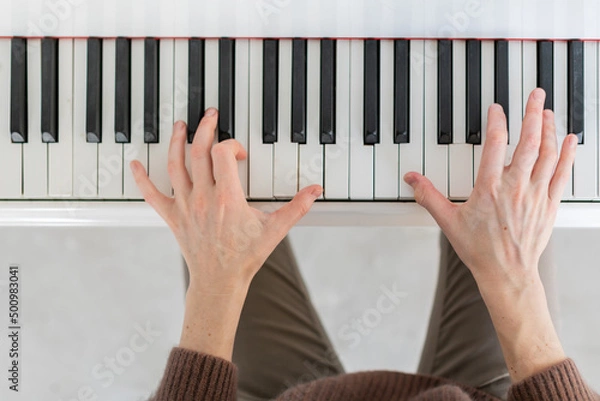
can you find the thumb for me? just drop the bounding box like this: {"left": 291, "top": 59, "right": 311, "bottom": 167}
{"left": 404, "top": 172, "right": 454, "bottom": 230}
{"left": 269, "top": 185, "right": 322, "bottom": 237}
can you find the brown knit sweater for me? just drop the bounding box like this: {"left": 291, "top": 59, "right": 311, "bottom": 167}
{"left": 152, "top": 347, "right": 599, "bottom": 400}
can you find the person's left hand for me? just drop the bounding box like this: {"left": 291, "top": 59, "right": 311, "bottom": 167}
{"left": 130, "top": 108, "right": 322, "bottom": 292}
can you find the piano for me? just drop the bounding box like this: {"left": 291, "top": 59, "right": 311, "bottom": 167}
{"left": 2, "top": 0, "right": 600, "bottom": 227}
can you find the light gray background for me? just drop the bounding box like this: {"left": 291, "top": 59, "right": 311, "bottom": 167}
{"left": 0, "top": 226, "right": 597, "bottom": 400}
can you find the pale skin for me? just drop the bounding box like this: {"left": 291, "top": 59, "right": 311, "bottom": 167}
{"left": 131, "top": 88, "right": 577, "bottom": 384}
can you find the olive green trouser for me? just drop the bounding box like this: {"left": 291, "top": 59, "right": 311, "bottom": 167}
{"left": 228, "top": 233, "right": 558, "bottom": 401}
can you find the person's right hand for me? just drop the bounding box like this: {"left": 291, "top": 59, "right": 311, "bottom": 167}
{"left": 404, "top": 88, "right": 576, "bottom": 382}
{"left": 404, "top": 88, "right": 576, "bottom": 293}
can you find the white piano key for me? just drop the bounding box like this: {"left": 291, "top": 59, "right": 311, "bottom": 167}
{"left": 448, "top": 144, "right": 473, "bottom": 199}
{"left": 522, "top": 41, "right": 537, "bottom": 115}
{"left": 448, "top": 40, "right": 472, "bottom": 199}
{"left": 73, "top": 39, "right": 98, "bottom": 198}
{"left": 205, "top": 39, "right": 219, "bottom": 149}
{"left": 506, "top": 40, "right": 523, "bottom": 165}
{"left": 98, "top": 39, "right": 123, "bottom": 198}
{"left": 172, "top": 38, "right": 191, "bottom": 190}
{"left": 205, "top": 39, "right": 219, "bottom": 112}
{"left": 273, "top": 39, "right": 298, "bottom": 198}
{"left": 248, "top": 39, "right": 273, "bottom": 199}
{"left": 173, "top": 39, "right": 188, "bottom": 123}
{"left": 148, "top": 39, "right": 174, "bottom": 196}
{"left": 399, "top": 40, "right": 424, "bottom": 199}
{"left": 299, "top": 39, "right": 324, "bottom": 194}
{"left": 349, "top": 40, "right": 373, "bottom": 200}
{"left": 0, "top": 39, "right": 21, "bottom": 198}
{"left": 235, "top": 39, "right": 250, "bottom": 197}
{"left": 554, "top": 40, "right": 572, "bottom": 199}
{"left": 324, "top": 39, "right": 349, "bottom": 199}
{"left": 123, "top": 39, "right": 148, "bottom": 199}
{"left": 23, "top": 39, "right": 47, "bottom": 198}
{"left": 574, "top": 42, "right": 597, "bottom": 199}
{"left": 474, "top": 40, "right": 495, "bottom": 185}
{"left": 424, "top": 40, "right": 448, "bottom": 197}
{"left": 49, "top": 39, "right": 74, "bottom": 197}
{"left": 374, "top": 39, "right": 398, "bottom": 199}
{"left": 452, "top": 40, "right": 466, "bottom": 145}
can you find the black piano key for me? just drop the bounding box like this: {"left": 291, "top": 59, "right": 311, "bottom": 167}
{"left": 86, "top": 38, "right": 102, "bottom": 143}
{"left": 292, "top": 39, "right": 307, "bottom": 144}
{"left": 320, "top": 39, "right": 335, "bottom": 144}
{"left": 537, "top": 40, "right": 553, "bottom": 110}
{"left": 568, "top": 40, "right": 584, "bottom": 144}
{"left": 218, "top": 38, "right": 235, "bottom": 142}
{"left": 10, "top": 38, "right": 27, "bottom": 143}
{"left": 115, "top": 37, "right": 131, "bottom": 143}
{"left": 363, "top": 39, "right": 380, "bottom": 145}
{"left": 262, "top": 39, "right": 278, "bottom": 144}
{"left": 188, "top": 39, "right": 205, "bottom": 143}
{"left": 41, "top": 38, "right": 59, "bottom": 143}
{"left": 494, "top": 40, "right": 510, "bottom": 141}
{"left": 466, "top": 40, "right": 481, "bottom": 145}
{"left": 394, "top": 39, "right": 409, "bottom": 144}
{"left": 290, "top": 39, "right": 307, "bottom": 144}
{"left": 144, "top": 38, "right": 159, "bottom": 143}
{"left": 437, "top": 40, "right": 453, "bottom": 144}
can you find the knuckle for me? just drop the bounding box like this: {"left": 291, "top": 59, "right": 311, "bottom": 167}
{"left": 296, "top": 201, "right": 310, "bottom": 217}
{"left": 526, "top": 100, "right": 542, "bottom": 114}
{"left": 199, "top": 115, "right": 217, "bottom": 130}
{"left": 213, "top": 191, "right": 230, "bottom": 208}
{"left": 522, "top": 135, "right": 540, "bottom": 151}
{"left": 486, "top": 131, "right": 506, "bottom": 146}
{"left": 545, "top": 117, "right": 556, "bottom": 131}
{"left": 190, "top": 144, "right": 205, "bottom": 160}
{"left": 210, "top": 142, "right": 229, "bottom": 159}
{"left": 191, "top": 200, "right": 208, "bottom": 220}
{"left": 167, "top": 160, "right": 179, "bottom": 176}
{"left": 414, "top": 185, "right": 427, "bottom": 207}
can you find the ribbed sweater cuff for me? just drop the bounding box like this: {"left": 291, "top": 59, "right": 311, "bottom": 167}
{"left": 152, "top": 347, "right": 237, "bottom": 401}
{"left": 508, "top": 358, "right": 599, "bottom": 401}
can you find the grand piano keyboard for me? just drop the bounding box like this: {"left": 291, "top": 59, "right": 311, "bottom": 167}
{"left": 2, "top": 37, "right": 599, "bottom": 204}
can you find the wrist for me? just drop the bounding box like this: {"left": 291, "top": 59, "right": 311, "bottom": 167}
{"left": 477, "top": 270, "right": 545, "bottom": 309}
{"left": 180, "top": 279, "right": 249, "bottom": 361}
{"left": 479, "top": 275, "right": 566, "bottom": 382}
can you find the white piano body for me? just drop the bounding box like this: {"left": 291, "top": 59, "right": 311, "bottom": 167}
{"left": 0, "top": 0, "right": 599, "bottom": 227}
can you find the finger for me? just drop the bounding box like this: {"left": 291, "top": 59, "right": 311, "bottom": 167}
{"left": 130, "top": 160, "right": 174, "bottom": 219}
{"left": 531, "top": 109, "right": 558, "bottom": 183}
{"left": 190, "top": 108, "right": 218, "bottom": 188}
{"left": 548, "top": 134, "right": 577, "bottom": 203}
{"left": 404, "top": 172, "right": 455, "bottom": 231}
{"left": 167, "top": 121, "right": 193, "bottom": 195}
{"left": 211, "top": 139, "right": 248, "bottom": 195}
{"left": 475, "top": 104, "right": 508, "bottom": 185}
{"left": 509, "top": 88, "right": 545, "bottom": 177}
{"left": 268, "top": 185, "right": 322, "bottom": 239}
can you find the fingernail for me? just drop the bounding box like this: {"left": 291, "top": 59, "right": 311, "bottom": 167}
{"left": 205, "top": 108, "right": 217, "bottom": 117}
{"left": 403, "top": 173, "right": 416, "bottom": 186}
{"left": 174, "top": 120, "right": 185, "bottom": 130}
{"left": 490, "top": 103, "right": 502, "bottom": 113}
{"left": 129, "top": 161, "right": 138, "bottom": 172}
{"left": 311, "top": 186, "right": 323, "bottom": 198}
{"left": 571, "top": 134, "right": 578, "bottom": 147}
{"left": 533, "top": 88, "right": 545, "bottom": 101}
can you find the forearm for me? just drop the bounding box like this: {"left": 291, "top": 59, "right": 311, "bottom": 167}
{"left": 179, "top": 279, "right": 249, "bottom": 361}
{"left": 480, "top": 276, "right": 566, "bottom": 383}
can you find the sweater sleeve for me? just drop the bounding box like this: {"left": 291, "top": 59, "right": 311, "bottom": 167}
{"left": 150, "top": 347, "right": 237, "bottom": 401}
{"left": 508, "top": 358, "right": 599, "bottom": 401}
